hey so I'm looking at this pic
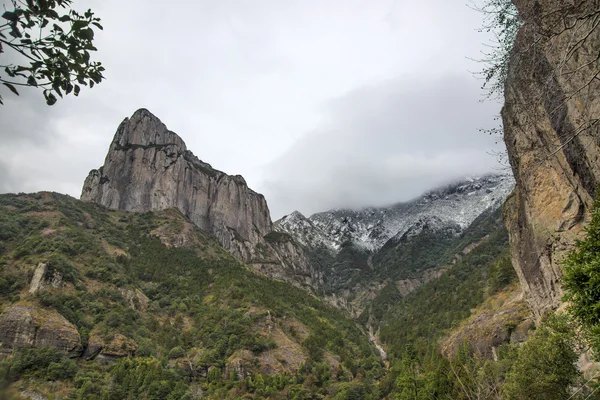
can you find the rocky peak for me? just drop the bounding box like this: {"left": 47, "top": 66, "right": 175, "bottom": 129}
{"left": 276, "top": 173, "right": 514, "bottom": 253}
{"left": 398, "top": 216, "right": 461, "bottom": 242}
{"left": 112, "top": 108, "right": 187, "bottom": 150}
{"left": 81, "top": 109, "right": 272, "bottom": 261}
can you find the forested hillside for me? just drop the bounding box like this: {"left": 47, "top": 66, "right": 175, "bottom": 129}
{"left": 0, "top": 193, "right": 383, "bottom": 399}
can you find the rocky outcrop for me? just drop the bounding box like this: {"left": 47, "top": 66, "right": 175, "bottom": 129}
{"left": 29, "top": 262, "right": 63, "bottom": 294}
{"left": 502, "top": 0, "right": 600, "bottom": 317}
{"left": 83, "top": 332, "right": 137, "bottom": 363}
{"left": 252, "top": 232, "right": 324, "bottom": 291}
{"left": 81, "top": 109, "right": 272, "bottom": 261}
{"left": 442, "top": 286, "right": 532, "bottom": 360}
{"left": 0, "top": 305, "right": 81, "bottom": 357}
{"left": 81, "top": 109, "right": 323, "bottom": 292}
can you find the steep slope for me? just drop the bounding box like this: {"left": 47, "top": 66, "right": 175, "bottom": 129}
{"left": 276, "top": 174, "right": 514, "bottom": 252}
{"left": 502, "top": 0, "right": 600, "bottom": 317}
{"left": 275, "top": 175, "right": 514, "bottom": 319}
{"left": 378, "top": 219, "right": 522, "bottom": 358}
{"left": 81, "top": 108, "right": 271, "bottom": 262}
{"left": 0, "top": 193, "right": 383, "bottom": 399}
{"left": 81, "top": 109, "right": 322, "bottom": 292}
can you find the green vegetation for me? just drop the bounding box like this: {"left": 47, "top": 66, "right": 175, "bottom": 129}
{"left": 264, "top": 231, "right": 294, "bottom": 244}
{"left": 372, "top": 223, "right": 460, "bottom": 281}
{"left": 2, "top": 191, "right": 597, "bottom": 399}
{"left": 357, "top": 208, "right": 510, "bottom": 332}
{"left": 563, "top": 195, "right": 600, "bottom": 353}
{"left": 377, "top": 312, "right": 584, "bottom": 399}
{"left": 0, "top": 192, "right": 382, "bottom": 399}
{"left": 503, "top": 314, "right": 580, "bottom": 400}
{"left": 324, "top": 241, "right": 371, "bottom": 291}
{"left": 0, "top": 0, "right": 105, "bottom": 105}
{"left": 0, "top": 346, "right": 77, "bottom": 382}
{"left": 473, "top": 0, "right": 521, "bottom": 98}
{"left": 379, "top": 225, "right": 513, "bottom": 358}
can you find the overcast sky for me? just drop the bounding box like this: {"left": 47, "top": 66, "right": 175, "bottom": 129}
{"left": 0, "top": 0, "right": 506, "bottom": 219}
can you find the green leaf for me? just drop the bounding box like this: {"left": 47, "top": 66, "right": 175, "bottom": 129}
{"left": 72, "top": 20, "right": 87, "bottom": 30}
{"left": 2, "top": 11, "right": 19, "bottom": 22}
{"left": 78, "top": 28, "right": 94, "bottom": 41}
{"left": 58, "top": 15, "right": 71, "bottom": 22}
{"left": 3, "top": 83, "right": 19, "bottom": 96}
{"left": 4, "top": 67, "right": 16, "bottom": 78}
{"left": 44, "top": 91, "right": 57, "bottom": 106}
{"left": 46, "top": 9, "right": 59, "bottom": 20}
{"left": 27, "top": 76, "right": 38, "bottom": 87}
{"left": 9, "top": 27, "right": 22, "bottom": 38}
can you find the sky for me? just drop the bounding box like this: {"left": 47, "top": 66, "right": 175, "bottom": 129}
{"left": 0, "top": 0, "right": 507, "bottom": 219}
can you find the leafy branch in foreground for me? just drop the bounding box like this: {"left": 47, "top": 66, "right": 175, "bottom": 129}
{"left": 470, "top": 0, "right": 522, "bottom": 99}
{"left": 0, "top": 0, "right": 105, "bottom": 105}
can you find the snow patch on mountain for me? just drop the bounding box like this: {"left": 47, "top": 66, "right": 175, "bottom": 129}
{"left": 275, "top": 173, "right": 514, "bottom": 252}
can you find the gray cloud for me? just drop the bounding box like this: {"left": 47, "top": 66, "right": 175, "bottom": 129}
{"left": 261, "top": 74, "right": 505, "bottom": 218}
{"left": 0, "top": 0, "right": 502, "bottom": 218}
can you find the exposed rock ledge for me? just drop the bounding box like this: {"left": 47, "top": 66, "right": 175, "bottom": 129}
{"left": 0, "top": 305, "right": 81, "bottom": 357}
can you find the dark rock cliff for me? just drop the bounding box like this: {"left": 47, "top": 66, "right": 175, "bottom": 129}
{"left": 503, "top": 0, "right": 600, "bottom": 317}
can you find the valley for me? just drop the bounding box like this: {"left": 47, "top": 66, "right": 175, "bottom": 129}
{"left": 0, "top": 109, "right": 532, "bottom": 399}
{"left": 1, "top": 0, "right": 600, "bottom": 398}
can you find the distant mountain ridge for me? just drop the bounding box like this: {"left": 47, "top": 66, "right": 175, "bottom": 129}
{"left": 275, "top": 173, "right": 514, "bottom": 253}
{"left": 77, "top": 108, "right": 516, "bottom": 320}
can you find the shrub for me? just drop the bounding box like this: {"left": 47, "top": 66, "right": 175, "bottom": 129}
{"left": 2, "top": 347, "right": 77, "bottom": 382}
{"left": 168, "top": 346, "right": 186, "bottom": 360}
{"left": 563, "top": 194, "right": 600, "bottom": 352}
{"left": 503, "top": 314, "right": 579, "bottom": 400}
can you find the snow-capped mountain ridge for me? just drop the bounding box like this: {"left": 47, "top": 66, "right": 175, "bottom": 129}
{"left": 275, "top": 173, "right": 515, "bottom": 252}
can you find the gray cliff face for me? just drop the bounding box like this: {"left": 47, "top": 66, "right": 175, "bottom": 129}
{"left": 81, "top": 109, "right": 272, "bottom": 261}
{"left": 81, "top": 109, "right": 323, "bottom": 291}
{"left": 251, "top": 236, "right": 325, "bottom": 292}
{"left": 502, "top": 0, "right": 600, "bottom": 318}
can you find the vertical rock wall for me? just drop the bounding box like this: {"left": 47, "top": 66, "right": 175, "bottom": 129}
{"left": 81, "top": 109, "right": 272, "bottom": 261}
{"left": 502, "top": 0, "right": 600, "bottom": 317}
{"left": 81, "top": 109, "right": 324, "bottom": 292}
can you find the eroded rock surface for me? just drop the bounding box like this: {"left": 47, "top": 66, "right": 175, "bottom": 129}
{"left": 29, "top": 263, "right": 63, "bottom": 294}
{"left": 81, "top": 109, "right": 272, "bottom": 262}
{"left": 81, "top": 109, "right": 323, "bottom": 292}
{"left": 502, "top": 0, "right": 600, "bottom": 318}
{"left": 0, "top": 305, "right": 81, "bottom": 357}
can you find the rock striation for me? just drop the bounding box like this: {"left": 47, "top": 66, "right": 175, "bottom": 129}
{"left": 502, "top": 0, "right": 600, "bottom": 318}
{"left": 81, "top": 109, "right": 323, "bottom": 292}
{"left": 29, "top": 262, "right": 63, "bottom": 294}
{"left": 0, "top": 305, "right": 82, "bottom": 357}
{"left": 81, "top": 109, "right": 271, "bottom": 261}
